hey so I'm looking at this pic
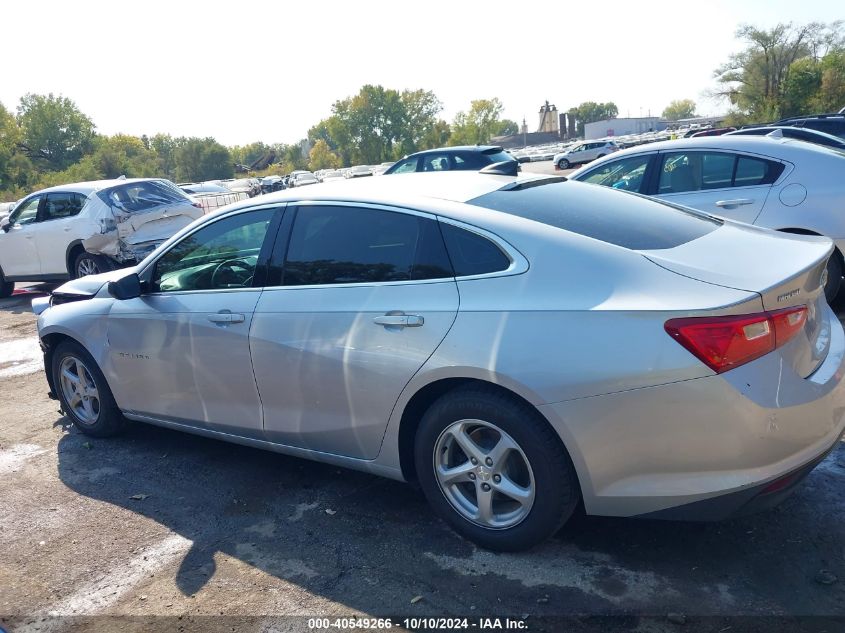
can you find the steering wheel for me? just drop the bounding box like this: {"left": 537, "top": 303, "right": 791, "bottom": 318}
{"left": 210, "top": 259, "right": 253, "bottom": 288}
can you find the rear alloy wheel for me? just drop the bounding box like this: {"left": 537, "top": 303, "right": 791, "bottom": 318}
{"left": 73, "top": 252, "right": 112, "bottom": 279}
{"left": 557, "top": 158, "right": 570, "bottom": 170}
{"left": 52, "top": 340, "right": 126, "bottom": 437}
{"left": 415, "top": 386, "right": 580, "bottom": 551}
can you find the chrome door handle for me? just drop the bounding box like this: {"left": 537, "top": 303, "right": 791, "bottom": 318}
{"left": 715, "top": 198, "right": 753, "bottom": 208}
{"left": 373, "top": 313, "right": 424, "bottom": 328}
{"left": 207, "top": 312, "right": 245, "bottom": 324}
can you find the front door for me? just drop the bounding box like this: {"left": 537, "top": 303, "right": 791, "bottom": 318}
{"left": 105, "top": 206, "right": 279, "bottom": 436}
{"left": 0, "top": 196, "right": 43, "bottom": 277}
{"left": 250, "top": 203, "right": 459, "bottom": 459}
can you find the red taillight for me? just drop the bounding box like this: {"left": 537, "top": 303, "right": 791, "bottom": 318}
{"left": 665, "top": 306, "right": 807, "bottom": 374}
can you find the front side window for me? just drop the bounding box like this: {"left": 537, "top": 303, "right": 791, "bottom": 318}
{"left": 282, "top": 205, "right": 452, "bottom": 286}
{"left": 9, "top": 196, "right": 40, "bottom": 226}
{"left": 43, "top": 192, "right": 87, "bottom": 220}
{"left": 391, "top": 158, "right": 418, "bottom": 174}
{"left": 152, "top": 209, "right": 274, "bottom": 292}
{"left": 579, "top": 154, "right": 651, "bottom": 192}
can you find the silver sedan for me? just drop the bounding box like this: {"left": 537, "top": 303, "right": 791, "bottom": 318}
{"left": 34, "top": 172, "right": 845, "bottom": 550}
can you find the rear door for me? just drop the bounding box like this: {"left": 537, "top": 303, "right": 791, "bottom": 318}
{"left": 250, "top": 202, "right": 459, "bottom": 459}
{"left": 36, "top": 192, "right": 89, "bottom": 275}
{"left": 652, "top": 150, "right": 781, "bottom": 225}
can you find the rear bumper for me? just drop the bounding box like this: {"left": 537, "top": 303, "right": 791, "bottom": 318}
{"left": 538, "top": 303, "right": 845, "bottom": 518}
{"left": 638, "top": 432, "right": 841, "bottom": 521}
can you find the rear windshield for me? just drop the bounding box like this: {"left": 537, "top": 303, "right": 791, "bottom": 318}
{"left": 482, "top": 150, "right": 518, "bottom": 165}
{"left": 467, "top": 179, "right": 721, "bottom": 250}
{"left": 98, "top": 180, "right": 189, "bottom": 213}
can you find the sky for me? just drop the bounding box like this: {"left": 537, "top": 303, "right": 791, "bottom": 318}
{"left": 2, "top": 0, "right": 843, "bottom": 147}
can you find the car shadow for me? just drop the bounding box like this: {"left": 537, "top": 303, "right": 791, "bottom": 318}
{"left": 53, "top": 415, "right": 845, "bottom": 618}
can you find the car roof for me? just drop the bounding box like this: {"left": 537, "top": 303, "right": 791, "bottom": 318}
{"left": 728, "top": 126, "right": 845, "bottom": 143}
{"left": 27, "top": 177, "right": 166, "bottom": 197}
{"left": 587, "top": 134, "right": 845, "bottom": 159}
{"left": 405, "top": 145, "right": 503, "bottom": 157}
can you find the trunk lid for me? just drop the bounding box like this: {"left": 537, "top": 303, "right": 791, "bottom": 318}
{"left": 641, "top": 222, "right": 833, "bottom": 378}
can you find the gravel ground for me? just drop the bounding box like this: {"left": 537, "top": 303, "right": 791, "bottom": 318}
{"left": 1, "top": 263, "right": 844, "bottom": 633}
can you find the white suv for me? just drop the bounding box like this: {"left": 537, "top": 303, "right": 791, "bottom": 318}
{"left": 553, "top": 141, "right": 619, "bottom": 170}
{"left": 0, "top": 178, "right": 201, "bottom": 297}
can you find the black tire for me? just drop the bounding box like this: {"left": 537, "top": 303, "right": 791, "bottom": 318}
{"left": 0, "top": 266, "right": 13, "bottom": 298}
{"left": 72, "top": 252, "right": 113, "bottom": 279}
{"left": 825, "top": 251, "right": 843, "bottom": 304}
{"left": 557, "top": 158, "right": 570, "bottom": 170}
{"left": 52, "top": 340, "right": 127, "bottom": 437}
{"left": 414, "top": 385, "right": 580, "bottom": 551}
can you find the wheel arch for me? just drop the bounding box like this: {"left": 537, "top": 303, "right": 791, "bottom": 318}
{"left": 395, "top": 377, "right": 579, "bottom": 491}
{"left": 65, "top": 241, "right": 85, "bottom": 276}
{"left": 40, "top": 330, "right": 104, "bottom": 400}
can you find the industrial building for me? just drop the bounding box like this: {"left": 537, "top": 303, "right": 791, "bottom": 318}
{"left": 584, "top": 117, "right": 666, "bottom": 139}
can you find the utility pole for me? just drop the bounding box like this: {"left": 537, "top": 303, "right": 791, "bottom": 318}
{"left": 523, "top": 117, "right": 527, "bottom": 148}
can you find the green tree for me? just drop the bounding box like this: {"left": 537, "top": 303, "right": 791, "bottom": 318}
{"left": 0, "top": 102, "right": 22, "bottom": 194}
{"left": 309, "top": 86, "right": 444, "bottom": 165}
{"left": 16, "top": 93, "right": 95, "bottom": 171}
{"left": 449, "top": 98, "right": 509, "bottom": 145}
{"left": 174, "top": 138, "right": 233, "bottom": 182}
{"left": 816, "top": 50, "right": 845, "bottom": 112}
{"left": 568, "top": 102, "right": 619, "bottom": 137}
{"left": 91, "top": 134, "right": 159, "bottom": 179}
{"left": 308, "top": 139, "right": 341, "bottom": 171}
{"left": 420, "top": 119, "right": 452, "bottom": 151}
{"left": 662, "top": 99, "right": 697, "bottom": 120}
{"left": 713, "top": 22, "right": 844, "bottom": 121}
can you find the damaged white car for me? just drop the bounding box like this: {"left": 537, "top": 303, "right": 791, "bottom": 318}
{"left": 0, "top": 178, "right": 202, "bottom": 297}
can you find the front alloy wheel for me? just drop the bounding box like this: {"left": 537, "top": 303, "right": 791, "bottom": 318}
{"left": 59, "top": 356, "right": 101, "bottom": 425}
{"left": 52, "top": 340, "right": 126, "bottom": 437}
{"left": 434, "top": 420, "right": 535, "bottom": 529}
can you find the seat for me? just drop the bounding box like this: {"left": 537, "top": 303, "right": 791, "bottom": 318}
{"left": 668, "top": 163, "right": 697, "bottom": 193}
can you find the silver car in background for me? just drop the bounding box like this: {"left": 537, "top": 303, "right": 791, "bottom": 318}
{"left": 569, "top": 135, "right": 845, "bottom": 301}
{"left": 34, "top": 172, "right": 845, "bottom": 550}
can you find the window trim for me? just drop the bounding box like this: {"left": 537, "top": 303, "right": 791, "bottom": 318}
{"left": 7, "top": 194, "right": 43, "bottom": 227}
{"left": 265, "top": 201, "right": 528, "bottom": 290}
{"left": 652, "top": 149, "right": 789, "bottom": 195}
{"left": 138, "top": 203, "right": 285, "bottom": 296}
{"left": 39, "top": 192, "right": 89, "bottom": 223}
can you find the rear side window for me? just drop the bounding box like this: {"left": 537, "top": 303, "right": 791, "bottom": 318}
{"left": 282, "top": 206, "right": 453, "bottom": 286}
{"left": 440, "top": 223, "right": 510, "bottom": 276}
{"left": 99, "top": 180, "right": 190, "bottom": 212}
{"left": 658, "top": 152, "right": 783, "bottom": 193}
{"left": 43, "top": 192, "right": 87, "bottom": 220}
{"left": 467, "top": 180, "right": 720, "bottom": 251}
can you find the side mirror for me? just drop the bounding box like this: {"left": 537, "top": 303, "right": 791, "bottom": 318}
{"left": 107, "top": 273, "right": 142, "bottom": 300}
{"left": 0, "top": 217, "right": 10, "bottom": 232}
